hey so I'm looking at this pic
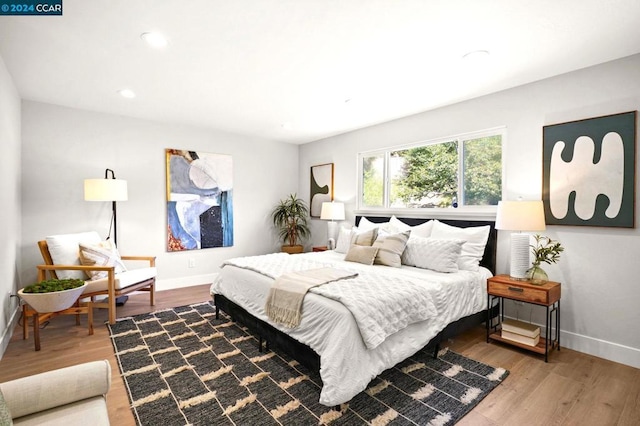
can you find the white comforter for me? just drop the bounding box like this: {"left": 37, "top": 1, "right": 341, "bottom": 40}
{"left": 211, "top": 251, "right": 491, "bottom": 406}
{"left": 221, "top": 253, "right": 439, "bottom": 349}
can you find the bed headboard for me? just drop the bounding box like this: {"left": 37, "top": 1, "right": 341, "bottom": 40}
{"left": 355, "top": 215, "right": 497, "bottom": 274}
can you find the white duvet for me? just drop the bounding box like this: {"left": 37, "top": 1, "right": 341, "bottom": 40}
{"left": 210, "top": 250, "right": 491, "bottom": 406}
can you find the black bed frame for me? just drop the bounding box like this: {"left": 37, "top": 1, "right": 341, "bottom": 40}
{"left": 215, "top": 216, "right": 497, "bottom": 376}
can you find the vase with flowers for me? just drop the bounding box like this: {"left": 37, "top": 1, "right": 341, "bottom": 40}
{"left": 527, "top": 234, "right": 564, "bottom": 285}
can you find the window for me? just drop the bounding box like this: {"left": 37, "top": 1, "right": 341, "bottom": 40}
{"left": 358, "top": 128, "right": 504, "bottom": 211}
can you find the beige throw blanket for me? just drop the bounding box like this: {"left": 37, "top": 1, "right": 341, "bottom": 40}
{"left": 265, "top": 267, "right": 358, "bottom": 328}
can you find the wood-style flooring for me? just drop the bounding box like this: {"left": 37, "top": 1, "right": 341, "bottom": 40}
{"left": 1, "top": 284, "right": 638, "bottom": 425}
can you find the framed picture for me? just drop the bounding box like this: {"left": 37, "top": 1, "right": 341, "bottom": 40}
{"left": 542, "top": 111, "right": 636, "bottom": 227}
{"left": 165, "top": 149, "right": 234, "bottom": 251}
{"left": 310, "top": 163, "right": 334, "bottom": 218}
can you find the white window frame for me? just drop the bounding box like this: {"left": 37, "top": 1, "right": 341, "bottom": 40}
{"left": 356, "top": 126, "right": 506, "bottom": 220}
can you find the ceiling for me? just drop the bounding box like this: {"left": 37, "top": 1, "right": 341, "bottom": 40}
{"left": 1, "top": 1, "right": 639, "bottom": 145}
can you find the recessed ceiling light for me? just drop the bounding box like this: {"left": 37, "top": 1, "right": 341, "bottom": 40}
{"left": 140, "top": 32, "right": 168, "bottom": 49}
{"left": 118, "top": 89, "right": 136, "bottom": 99}
{"left": 462, "top": 50, "right": 490, "bottom": 61}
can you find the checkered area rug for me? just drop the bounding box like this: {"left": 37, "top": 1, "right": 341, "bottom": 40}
{"left": 108, "top": 302, "right": 508, "bottom": 425}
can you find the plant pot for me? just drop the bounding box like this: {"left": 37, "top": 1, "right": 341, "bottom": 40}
{"left": 18, "top": 283, "right": 88, "bottom": 313}
{"left": 281, "top": 245, "right": 304, "bottom": 254}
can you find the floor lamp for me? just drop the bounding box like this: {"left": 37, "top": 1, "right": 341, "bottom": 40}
{"left": 84, "top": 169, "right": 129, "bottom": 304}
{"left": 320, "top": 201, "right": 345, "bottom": 250}
{"left": 495, "top": 200, "right": 546, "bottom": 280}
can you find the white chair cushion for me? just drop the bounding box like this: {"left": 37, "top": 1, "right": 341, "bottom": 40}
{"left": 45, "top": 232, "right": 102, "bottom": 280}
{"left": 83, "top": 267, "right": 157, "bottom": 294}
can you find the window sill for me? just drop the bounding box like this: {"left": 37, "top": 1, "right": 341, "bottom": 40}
{"left": 354, "top": 207, "right": 497, "bottom": 221}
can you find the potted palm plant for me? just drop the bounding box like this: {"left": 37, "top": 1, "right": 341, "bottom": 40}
{"left": 271, "top": 193, "right": 311, "bottom": 254}
{"left": 18, "top": 278, "right": 87, "bottom": 313}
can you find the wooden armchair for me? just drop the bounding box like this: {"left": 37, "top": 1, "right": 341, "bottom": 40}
{"left": 36, "top": 232, "right": 156, "bottom": 325}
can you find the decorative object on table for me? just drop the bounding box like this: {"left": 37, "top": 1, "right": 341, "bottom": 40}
{"left": 495, "top": 200, "right": 546, "bottom": 280}
{"left": 543, "top": 111, "right": 636, "bottom": 227}
{"left": 18, "top": 278, "right": 87, "bottom": 313}
{"left": 320, "top": 201, "right": 345, "bottom": 249}
{"left": 109, "top": 302, "right": 508, "bottom": 426}
{"left": 527, "top": 234, "right": 564, "bottom": 284}
{"left": 310, "top": 163, "right": 334, "bottom": 217}
{"left": 165, "top": 149, "right": 234, "bottom": 251}
{"left": 271, "top": 193, "right": 310, "bottom": 254}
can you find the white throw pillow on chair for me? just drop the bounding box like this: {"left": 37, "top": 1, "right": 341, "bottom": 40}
{"left": 45, "top": 232, "right": 102, "bottom": 280}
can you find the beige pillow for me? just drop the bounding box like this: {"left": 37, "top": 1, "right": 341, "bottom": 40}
{"left": 372, "top": 230, "right": 411, "bottom": 267}
{"left": 350, "top": 228, "right": 378, "bottom": 246}
{"left": 344, "top": 245, "right": 379, "bottom": 265}
{"left": 79, "top": 241, "right": 127, "bottom": 280}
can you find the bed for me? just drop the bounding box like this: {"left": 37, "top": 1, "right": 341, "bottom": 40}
{"left": 210, "top": 216, "right": 497, "bottom": 406}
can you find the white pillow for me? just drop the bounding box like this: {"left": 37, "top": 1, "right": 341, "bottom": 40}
{"left": 430, "top": 221, "right": 490, "bottom": 271}
{"left": 372, "top": 230, "right": 411, "bottom": 267}
{"left": 409, "top": 220, "right": 434, "bottom": 239}
{"left": 335, "top": 226, "right": 354, "bottom": 254}
{"left": 401, "top": 237, "right": 464, "bottom": 273}
{"left": 79, "top": 241, "right": 128, "bottom": 280}
{"left": 389, "top": 215, "right": 411, "bottom": 232}
{"left": 45, "top": 231, "right": 102, "bottom": 279}
{"left": 357, "top": 217, "right": 380, "bottom": 231}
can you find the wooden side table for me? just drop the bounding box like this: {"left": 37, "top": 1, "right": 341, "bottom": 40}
{"left": 312, "top": 246, "right": 328, "bottom": 252}
{"left": 486, "top": 274, "right": 561, "bottom": 362}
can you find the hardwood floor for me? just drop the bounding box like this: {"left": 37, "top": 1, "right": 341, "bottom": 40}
{"left": 1, "top": 285, "right": 639, "bottom": 425}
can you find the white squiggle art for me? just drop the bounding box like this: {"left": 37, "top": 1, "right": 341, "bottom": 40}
{"left": 550, "top": 132, "right": 624, "bottom": 220}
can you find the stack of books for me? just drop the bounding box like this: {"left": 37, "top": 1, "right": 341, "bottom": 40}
{"left": 501, "top": 319, "right": 540, "bottom": 347}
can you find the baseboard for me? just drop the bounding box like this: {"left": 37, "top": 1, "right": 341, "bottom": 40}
{"left": 503, "top": 314, "right": 640, "bottom": 369}
{"left": 560, "top": 329, "right": 640, "bottom": 369}
{"left": 155, "top": 273, "right": 218, "bottom": 292}
{"left": 0, "top": 305, "right": 20, "bottom": 361}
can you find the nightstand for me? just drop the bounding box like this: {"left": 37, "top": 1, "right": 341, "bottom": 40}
{"left": 486, "top": 274, "right": 561, "bottom": 362}
{"left": 312, "top": 246, "right": 328, "bottom": 252}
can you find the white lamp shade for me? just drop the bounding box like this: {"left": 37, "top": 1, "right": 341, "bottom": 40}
{"left": 495, "top": 200, "right": 545, "bottom": 231}
{"left": 84, "top": 179, "right": 128, "bottom": 201}
{"left": 320, "top": 202, "right": 345, "bottom": 221}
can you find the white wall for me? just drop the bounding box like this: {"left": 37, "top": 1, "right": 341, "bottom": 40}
{"left": 20, "top": 101, "right": 299, "bottom": 292}
{"left": 0, "top": 55, "right": 22, "bottom": 356}
{"left": 299, "top": 54, "right": 640, "bottom": 368}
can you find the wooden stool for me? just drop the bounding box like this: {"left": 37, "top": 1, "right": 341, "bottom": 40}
{"left": 22, "top": 301, "right": 93, "bottom": 351}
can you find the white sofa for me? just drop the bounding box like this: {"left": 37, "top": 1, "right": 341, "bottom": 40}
{"left": 0, "top": 360, "right": 111, "bottom": 425}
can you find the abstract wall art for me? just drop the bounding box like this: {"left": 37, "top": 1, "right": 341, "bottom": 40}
{"left": 542, "top": 111, "right": 636, "bottom": 227}
{"left": 310, "top": 163, "right": 333, "bottom": 217}
{"left": 166, "top": 149, "right": 234, "bottom": 251}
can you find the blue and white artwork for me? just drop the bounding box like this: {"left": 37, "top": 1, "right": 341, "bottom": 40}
{"left": 166, "top": 149, "right": 234, "bottom": 251}
{"left": 543, "top": 111, "right": 636, "bottom": 227}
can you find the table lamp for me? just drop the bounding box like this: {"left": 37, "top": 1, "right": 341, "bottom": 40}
{"left": 495, "top": 200, "right": 546, "bottom": 280}
{"left": 320, "top": 201, "right": 345, "bottom": 250}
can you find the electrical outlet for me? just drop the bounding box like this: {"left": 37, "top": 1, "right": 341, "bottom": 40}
{"left": 188, "top": 258, "right": 196, "bottom": 268}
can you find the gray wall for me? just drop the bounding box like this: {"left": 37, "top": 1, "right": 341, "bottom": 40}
{"left": 0, "top": 55, "right": 22, "bottom": 355}
{"left": 19, "top": 101, "right": 299, "bottom": 292}
{"left": 299, "top": 54, "right": 640, "bottom": 368}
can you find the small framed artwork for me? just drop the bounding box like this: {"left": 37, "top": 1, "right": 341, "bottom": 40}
{"left": 310, "top": 163, "right": 334, "bottom": 218}
{"left": 542, "top": 111, "right": 636, "bottom": 227}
